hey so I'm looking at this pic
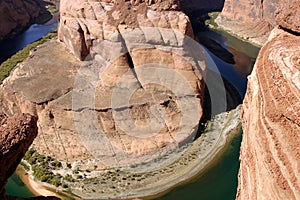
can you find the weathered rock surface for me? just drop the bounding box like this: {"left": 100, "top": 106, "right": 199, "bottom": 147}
{"left": 0, "top": 113, "right": 38, "bottom": 199}
{"left": 237, "top": 27, "right": 300, "bottom": 199}
{"left": 0, "top": 0, "right": 206, "bottom": 169}
{"left": 58, "top": 0, "right": 194, "bottom": 60}
{"left": 216, "top": 0, "right": 300, "bottom": 45}
{"left": 0, "top": 0, "right": 52, "bottom": 42}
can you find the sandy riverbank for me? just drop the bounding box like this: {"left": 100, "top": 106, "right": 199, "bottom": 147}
{"left": 68, "top": 106, "right": 242, "bottom": 200}
{"left": 14, "top": 106, "right": 241, "bottom": 200}
{"left": 16, "top": 166, "right": 63, "bottom": 199}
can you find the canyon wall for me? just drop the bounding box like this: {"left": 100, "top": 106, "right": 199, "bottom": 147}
{"left": 0, "top": 0, "right": 51, "bottom": 42}
{"left": 236, "top": 0, "right": 300, "bottom": 199}
{"left": 216, "top": 0, "right": 300, "bottom": 45}
{"left": 0, "top": 113, "right": 38, "bottom": 199}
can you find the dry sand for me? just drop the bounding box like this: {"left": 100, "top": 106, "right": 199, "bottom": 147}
{"left": 16, "top": 166, "right": 63, "bottom": 199}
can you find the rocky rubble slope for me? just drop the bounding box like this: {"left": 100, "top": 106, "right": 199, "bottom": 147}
{"left": 0, "top": 113, "right": 59, "bottom": 200}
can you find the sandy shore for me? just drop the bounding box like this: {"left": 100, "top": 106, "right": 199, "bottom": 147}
{"left": 16, "top": 166, "right": 63, "bottom": 199}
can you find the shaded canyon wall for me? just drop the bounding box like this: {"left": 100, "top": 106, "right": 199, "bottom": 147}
{"left": 216, "top": 0, "right": 300, "bottom": 45}
{"left": 0, "top": 0, "right": 52, "bottom": 42}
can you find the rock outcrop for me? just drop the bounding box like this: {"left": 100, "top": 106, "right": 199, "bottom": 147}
{"left": 221, "top": 0, "right": 300, "bottom": 198}
{"left": 237, "top": 27, "right": 300, "bottom": 200}
{"left": 0, "top": 113, "right": 38, "bottom": 199}
{"left": 215, "top": 0, "right": 300, "bottom": 45}
{"left": 58, "top": 0, "right": 194, "bottom": 60}
{"left": 0, "top": 0, "right": 207, "bottom": 170}
{"left": 0, "top": 0, "right": 52, "bottom": 42}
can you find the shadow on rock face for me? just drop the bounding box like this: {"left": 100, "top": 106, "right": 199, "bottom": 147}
{"left": 0, "top": 113, "right": 59, "bottom": 199}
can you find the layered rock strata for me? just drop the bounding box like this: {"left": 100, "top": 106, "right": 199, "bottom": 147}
{"left": 0, "top": 0, "right": 207, "bottom": 170}
{"left": 237, "top": 27, "right": 300, "bottom": 199}
{"left": 0, "top": 0, "right": 51, "bottom": 42}
{"left": 0, "top": 113, "right": 37, "bottom": 199}
{"left": 215, "top": 0, "right": 300, "bottom": 45}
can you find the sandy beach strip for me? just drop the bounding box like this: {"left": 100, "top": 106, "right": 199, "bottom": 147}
{"left": 16, "top": 166, "right": 63, "bottom": 199}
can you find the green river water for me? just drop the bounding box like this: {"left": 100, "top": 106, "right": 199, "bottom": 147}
{"left": 5, "top": 25, "right": 259, "bottom": 199}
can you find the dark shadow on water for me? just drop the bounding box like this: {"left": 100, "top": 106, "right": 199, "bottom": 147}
{"left": 0, "top": 14, "right": 58, "bottom": 64}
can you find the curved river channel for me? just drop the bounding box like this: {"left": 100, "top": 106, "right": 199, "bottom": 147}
{"left": 4, "top": 16, "right": 260, "bottom": 200}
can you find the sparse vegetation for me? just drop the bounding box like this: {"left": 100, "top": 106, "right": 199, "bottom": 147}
{"left": 0, "top": 30, "right": 57, "bottom": 84}
{"left": 23, "top": 148, "right": 66, "bottom": 186}
{"left": 205, "top": 12, "right": 220, "bottom": 28}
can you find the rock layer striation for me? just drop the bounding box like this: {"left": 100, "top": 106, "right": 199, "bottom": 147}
{"left": 0, "top": 0, "right": 207, "bottom": 169}
{"left": 238, "top": 27, "right": 300, "bottom": 200}
{"left": 216, "top": 0, "right": 300, "bottom": 45}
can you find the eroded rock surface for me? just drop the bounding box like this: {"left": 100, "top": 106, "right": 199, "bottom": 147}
{"left": 0, "top": 0, "right": 206, "bottom": 170}
{"left": 216, "top": 0, "right": 300, "bottom": 45}
{"left": 58, "top": 0, "right": 194, "bottom": 60}
{"left": 0, "top": 113, "right": 38, "bottom": 199}
{"left": 237, "top": 27, "right": 300, "bottom": 200}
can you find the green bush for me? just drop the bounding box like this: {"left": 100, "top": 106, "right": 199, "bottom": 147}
{"left": 51, "top": 178, "right": 61, "bottom": 187}
{"left": 24, "top": 148, "right": 36, "bottom": 160}
{"left": 0, "top": 31, "right": 57, "bottom": 84}
{"left": 51, "top": 160, "right": 62, "bottom": 168}
{"left": 20, "top": 161, "right": 30, "bottom": 171}
{"left": 64, "top": 174, "right": 75, "bottom": 182}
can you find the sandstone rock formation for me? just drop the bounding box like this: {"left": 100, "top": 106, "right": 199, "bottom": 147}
{"left": 0, "top": 113, "right": 37, "bottom": 199}
{"left": 58, "top": 0, "right": 194, "bottom": 60}
{"left": 221, "top": 0, "right": 300, "bottom": 198}
{"left": 0, "top": 0, "right": 207, "bottom": 170}
{"left": 0, "top": 0, "right": 52, "bottom": 42}
{"left": 237, "top": 27, "right": 300, "bottom": 199}
{"left": 215, "top": 0, "right": 300, "bottom": 45}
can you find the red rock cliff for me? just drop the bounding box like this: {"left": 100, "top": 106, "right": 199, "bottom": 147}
{"left": 236, "top": 0, "right": 300, "bottom": 199}
{"left": 216, "top": 0, "right": 300, "bottom": 45}
{"left": 0, "top": 113, "right": 37, "bottom": 199}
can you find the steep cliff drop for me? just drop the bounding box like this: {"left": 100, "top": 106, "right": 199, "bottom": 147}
{"left": 0, "top": 113, "right": 59, "bottom": 200}
{"left": 235, "top": 0, "right": 300, "bottom": 199}
{"left": 215, "top": 0, "right": 299, "bottom": 46}
{"left": 0, "top": 0, "right": 207, "bottom": 198}
{"left": 0, "top": 0, "right": 245, "bottom": 199}
{"left": 0, "top": 0, "right": 53, "bottom": 42}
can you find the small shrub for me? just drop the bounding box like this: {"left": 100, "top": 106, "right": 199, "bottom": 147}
{"left": 51, "top": 178, "right": 61, "bottom": 187}
{"left": 64, "top": 174, "right": 75, "bottom": 182}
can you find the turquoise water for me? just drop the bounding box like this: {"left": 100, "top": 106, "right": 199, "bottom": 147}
{"left": 5, "top": 173, "right": 35, "bottom": 198}
{"left": 157, "top": 130, "right": 242, "bottom": 200}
